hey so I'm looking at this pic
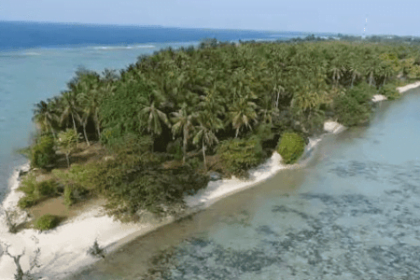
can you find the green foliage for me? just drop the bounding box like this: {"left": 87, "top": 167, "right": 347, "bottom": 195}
{"left": 17, "top": 175, "right": 58, "bottom": 209}
{"left": 186, "top": 157, "right": 201, "bottom": 170}
{"left": 58, "top": 129, "right": 80, "bottom": 167}
{"left": 277, "top": 132, "right": 305, "bottom": 164}
{"left": 30, "top": 135, "right": 56, "bottom": 169}
{"left": 167, "top": 140, "right": 183, "bottom": 160}
{"left": 217, "top": 136, "right": 266, "bottom": 178}
{"left": 99, "top": 77, "right": 155, "bottom": 144}
{"left": 333, "top": 94, "right": 372, "bottom": 127}
{"left": 63, "top": 185, "right": 75, "bottom": 207}
{"left": 18, "top": 196, "right": 37, "bottom": 209}
{"left": 28, "top": 39, "right": 420, "bottom": 220}
{"left": 34, "top": 214, "right": 60, "bottom": 231}
{"left": 347, "top": 82, "right": 376, "bottom": 104}
{"left": 379, "top": 84, "right": 401, "bottom": 100}
{"left": 333, "top": 83, "right": 375, "bottom": 127}
{"left": 103, "top": 159, "right": 209, "bottom": 217}
{"left": 53, "top": 163, "right": 99, "bottom": 206}
{"left": 58, "top": 129, "right": 79, "bottom": 153}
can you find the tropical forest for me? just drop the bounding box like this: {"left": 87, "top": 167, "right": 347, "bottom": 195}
{"left": 19, "top": 37, "right": 420, "bottom": 226}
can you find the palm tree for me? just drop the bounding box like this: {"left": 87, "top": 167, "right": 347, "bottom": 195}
{"left": 199, "top": 84, "right": 226, "bottom": 117}
{"left": 33, "top": 100, "right": 58, "bottom": 138}
{"left": 171, "top": 105, "right": 195, "bottom": 164}
{"left": 140, "top": 101, "right": 170, "bottom": 152}
{"left": 379, "top": 64, "right": 395, "bottom": 85}
{"left": 329, "top": 65, "right": 344, "bottom": 87}
{"left": 60, "top": 91, "right": 80, "bottom": 133}
{"left": 77, "top": 81, "right": 104, "bottom": 140}
{"left": 193, "top": 113, "right": 222, "bottom": 170}
{"left": 259, "top": 95, "right": 280, "bottom": 125}
{"left": 228, "top": 97, "right": 258, "bottom": 138}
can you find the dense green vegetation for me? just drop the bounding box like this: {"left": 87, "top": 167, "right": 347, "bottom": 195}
{"left": 29, "top": 135, "right": 56, "bottom": 169}
{"left": 217, "top": 137, "right": 266, "bottom": 178}
{"left": 22, "top": 38, "right": 420, "bottom": 220}
{"left": 34, "top": 214, "right": 60, "bottom": 231}
{"left": 277, "top": 132, "right": 305, "bottom": 164}
{"left": 17, "top": 175, "right": 58, "bottom": 209}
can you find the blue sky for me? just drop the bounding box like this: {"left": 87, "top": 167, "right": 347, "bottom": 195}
{"left": 1, "top": 0, "right": 419, "bottom": 36}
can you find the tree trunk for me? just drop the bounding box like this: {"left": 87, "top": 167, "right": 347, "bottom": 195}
{"left": 235, "top": 128, "right": 239, "bottom": 138}
{"left": 369, "top": 72, "right": 374, "bottom": 86}
{"left": 49, "top": 124, "right": 57, "bottom": 139}
{"left": 71, "top": 113, "right": 77, "bottom": 132}
{"left": 65, "top": 153, "right": 70, "bottom": 168}
{"left": 276, "top": 92, "right": 280, "bottom": 108}
{"left": 351, "top": 74, "right": 355, "bottom": 88}
{"left": 202, "top": 142, "right": 207, "bottom": 170}
{"left": 95, "top": 111, "right": 101, "bottom": 138}
{"left": 151, "top": 132, "right": 154, "bottom": 153}
{"left": 183, "top": 128, "right": 187, "bottom": 165}
{"left": 83, "top": 124, "right": 90, "bottom": 146}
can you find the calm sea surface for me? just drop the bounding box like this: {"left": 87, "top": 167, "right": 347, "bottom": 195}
{"left": 69, "top": 90, "right": 420, "bottom": 279}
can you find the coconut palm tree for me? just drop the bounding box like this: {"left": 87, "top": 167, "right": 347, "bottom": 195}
{"left": 171, "top": 104, "right": 195, "bottom": 164}
{"left": 140, "top": 101, "right": 170, "bottom": 152}
{"left": 33, "top": 100, "right": 59, "bottom": 138}
{"left": 349, "top": 64, "right": 364, "bottom": 88}
{"left": 329, "top": 64, "right": 344, "bottom": 87}
{"left": 193, "top": 113, "right": 222, "bottom": 170}
{"left": 228, "top": 97, "right": 258, "bottom": 138}
{"left": 60, "top": 91, "right": 80, "bottom": 133}
{"left": 259, "top": 95, "right": 280, "bottom": 125}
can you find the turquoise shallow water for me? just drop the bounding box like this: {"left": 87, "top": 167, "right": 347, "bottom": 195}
{"left": 69, "top": 89, "right": 420, "bottom": 280}
{"left": 0, "top": 41, "right": 201, "bottom": 201}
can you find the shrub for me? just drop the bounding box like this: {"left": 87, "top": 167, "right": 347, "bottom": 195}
{"left": 18, "top": 196, "right": 37, "bottom": 209}
{"left": 277, "top": 132, "right": 305, "bottom": 164}
{"left": 167, "top": 140, "right": 183, "bottom": 160}
{"left": 30, "top": 135, "right": 56, "bottom": 169}
{"left": 35, "top": 180, "right": 57, "bottom": 197}
{"left": 332, "top": 83, "right": 374, "bottom": 127}
{"left": 379, "top": 84, "right": 401, "bottom": 100}
{"left": 347, "top": 82, "right": 376, "bottom": 104}
{"left": 17, "top": 176, "right": 58, "bottom": 209}
{"left": 34, "top": 214, "right": 59, "bottom": 231}
{"left": 63, "top": 185, "right": 74, "bottom": 207}
{"left": 87, "top": 239, "right": 105, "bottom": 259}
{"left": 333, "top": 94, "right": 372, "bottom": 126}
{"left": 217, "top": 136, "right": 266, "bottom": 178}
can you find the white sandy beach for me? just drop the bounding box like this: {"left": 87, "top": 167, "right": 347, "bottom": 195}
{"left": 0, "top": 139, "right": 326, "bottom": 280}
{"left": 397, "top": 81, "right": 420, "bottom": 93}
{"left": 0, "top": 81, "right": 419, "bottom": 280}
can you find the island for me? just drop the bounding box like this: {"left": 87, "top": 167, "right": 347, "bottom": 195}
{"left": 2, "top": 37, "right": 420, "bottom": 279}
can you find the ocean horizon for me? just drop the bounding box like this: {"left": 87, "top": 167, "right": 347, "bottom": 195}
{"left": 0, "top": 21, "right": 325, "bottom": 52}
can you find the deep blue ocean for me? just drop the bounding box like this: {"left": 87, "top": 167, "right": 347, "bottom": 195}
{"left": 0, "top": 21, "right": 313, "bottom": 51}
{"left": 0, "top": 21, "right": 318, "bottom": 202}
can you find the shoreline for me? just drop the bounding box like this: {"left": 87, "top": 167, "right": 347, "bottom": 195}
{"left": 0, "top": 81, "right": 419, "bottom": 280}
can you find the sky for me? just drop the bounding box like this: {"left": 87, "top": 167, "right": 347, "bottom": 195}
{"left": 1, "top": 0, "right": 419, "bottom": 36}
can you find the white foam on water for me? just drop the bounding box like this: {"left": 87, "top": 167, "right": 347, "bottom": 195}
{"left": 22, "top": 52, "right": 42, "bottom": 56}
{"left": 93, "top": 45, "right": 155, "bottom": 51}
